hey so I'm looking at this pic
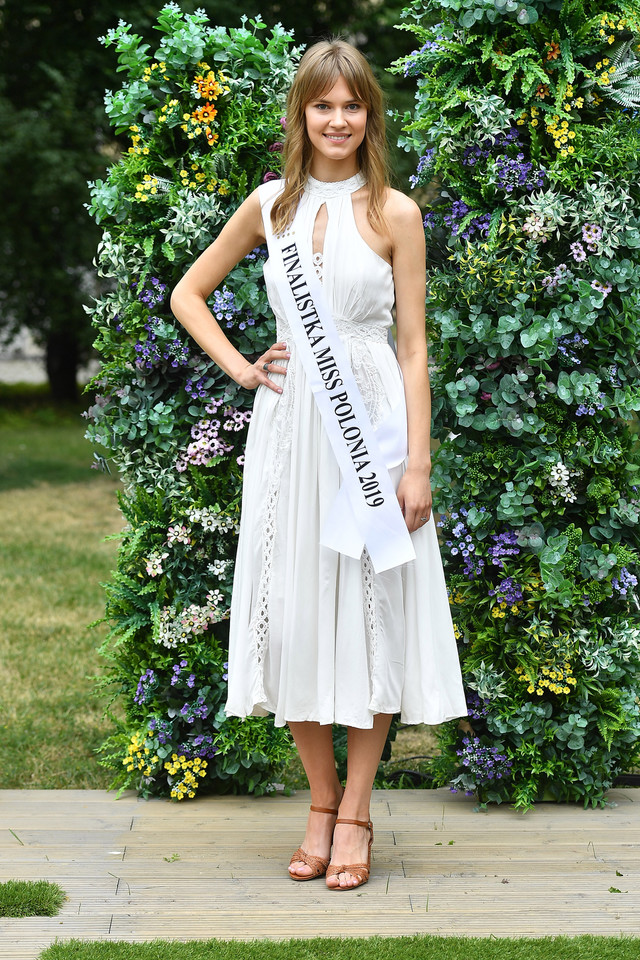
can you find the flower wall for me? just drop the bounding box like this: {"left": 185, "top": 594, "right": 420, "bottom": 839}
{"left": 393, "top": 0, "right": 640, "bottom": 807}
{"left": 85, "top": 6, "right": 299, "bottom": 799}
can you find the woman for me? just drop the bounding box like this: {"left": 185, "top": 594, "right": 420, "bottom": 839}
{"left": 171, "top": 39, "right": 467, "bottom": 891}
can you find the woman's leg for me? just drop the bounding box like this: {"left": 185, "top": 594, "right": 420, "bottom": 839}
{"left": 287, "top": 721, "right": 344, "bottom": 878}
{"left": 326, "top": 712, "right": 393, "bottom": 889}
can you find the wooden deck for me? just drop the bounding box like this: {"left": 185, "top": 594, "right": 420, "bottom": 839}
{"left": 1, "top": 787, "right": 639, "bottom": 959}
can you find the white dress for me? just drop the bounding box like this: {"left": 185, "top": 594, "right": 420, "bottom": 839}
{"left": 225, "top": 173, "right": 467, "bottom": 729}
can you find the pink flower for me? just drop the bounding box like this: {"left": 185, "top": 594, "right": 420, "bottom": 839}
{"left": 481, "top": 392, "right": 493, "bottom": 401}
{"left": 268, "top": 141, "right": 284, "bottom": 152}
{"left": 279, "top": 116, "right": 287, "bottom": 131}
{"left": 263, "top": 171, "right": 279, "bottom": 183}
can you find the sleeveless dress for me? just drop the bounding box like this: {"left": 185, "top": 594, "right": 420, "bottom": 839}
{"left": 225, "top": 173, "right": 467, "bottom": 729}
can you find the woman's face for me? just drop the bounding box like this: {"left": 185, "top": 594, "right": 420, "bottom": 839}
{"left": 304, "top": 75, "right": 367, "bottom": 164}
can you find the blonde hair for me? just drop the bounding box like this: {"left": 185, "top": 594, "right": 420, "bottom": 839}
{"left": 271, "top": 39, "right": 389, "bottom": 235}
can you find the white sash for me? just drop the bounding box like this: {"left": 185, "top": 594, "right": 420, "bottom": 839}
{"left": 261, "top": 185, "right": 416, "bottom": 574}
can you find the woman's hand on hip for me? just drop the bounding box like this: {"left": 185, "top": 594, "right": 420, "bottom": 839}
{"left": 396, "top": 468, "right": 432, "bottom": 533}
{"left": 237, "top": 341, "right": 290, "bottom": 393}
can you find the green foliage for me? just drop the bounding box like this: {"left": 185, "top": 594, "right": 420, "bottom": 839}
{"left": 394, "top": 0, "right": 640, "bottom": 807}
{"left": 87, "top": 7, "right": 300, "bottom": 801}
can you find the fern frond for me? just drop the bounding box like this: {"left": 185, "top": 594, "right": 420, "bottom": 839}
{"left": 559, "top": 37, "right": 576, "bottom": 83}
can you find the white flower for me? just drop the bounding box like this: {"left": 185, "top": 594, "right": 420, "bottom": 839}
{"left": 146, "top": 551, "right": 169, "bottom": 577}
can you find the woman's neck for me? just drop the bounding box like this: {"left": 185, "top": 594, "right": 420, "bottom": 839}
{"left": 308, "top": 157, "right": 360, "bottom": 183}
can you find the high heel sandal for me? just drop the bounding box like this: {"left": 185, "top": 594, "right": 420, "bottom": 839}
{"left": 288, "top": 805, "right": 339, "bottom": 881}
{"left": 326, "top": 818, "right": 374, "bottom": 890}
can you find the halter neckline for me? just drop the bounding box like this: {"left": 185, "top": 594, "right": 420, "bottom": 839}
{"left": 305, "top": 172, "right": 366, "bottom": 199}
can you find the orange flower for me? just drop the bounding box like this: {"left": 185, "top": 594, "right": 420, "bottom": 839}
{"left": 192, "top": 103, "right": 218, "bottom": 125}
{"left": 536, "top": 84, "right": 549, "bottom": 98}
{"left": 545, "top": 41, "right": 560, "bottom": 61}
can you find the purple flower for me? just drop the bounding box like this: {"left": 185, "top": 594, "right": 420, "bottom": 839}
{"left": 488, "top": 576, "right": 523, "bottom": 606}
{"left": 570, "top": 241, "right": 587, "bottom": 263}
{"left": 409, "top": 149, "right": 436, "bottom": 188}
{"left": 456, "top": 736, "right": 513, "bottom": 786}
{"left": 612, "top": 566, "right": 638, "bottom": 597}
{"left": 557, "top": 332, "right": 589, "bottom": 364}
{"left": 487, "top": 530, "right": 520, "bottom": 568}
{"left": 268, "top": 141, "right": 284, "bottom": 152}
{"left": 591, "top": 280, "right": 612, "bottom": 299}
{"left": 262, "top": 171, "right": 279, "bottom": 183}
{"left": 134, "top": 669, "right": 157, "bottom": 705}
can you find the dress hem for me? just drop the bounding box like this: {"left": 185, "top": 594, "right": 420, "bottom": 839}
{"left": 224, "top": 703, "right": 468, "bottom": 729}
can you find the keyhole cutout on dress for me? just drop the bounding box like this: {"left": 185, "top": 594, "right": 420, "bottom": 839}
{"left": 312, "top": 202, "right": 328, "bottom": 283}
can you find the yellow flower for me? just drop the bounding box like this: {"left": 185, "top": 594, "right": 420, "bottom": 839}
{"left": 567, "top": 146, "right": 574, "bottom": 154}
{"left": 531, "top": 119, "right": 538, "bottom": 127}
{"left": 608, "top": 35, "right": 615, "bottom": 43}
{"left": 609, "top": 66, "right": 616, "bottom": 73}
{"left": 527, "top": 684, "right": 535, "bottom": 693}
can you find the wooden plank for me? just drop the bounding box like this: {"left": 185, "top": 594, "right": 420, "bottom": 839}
{"left": 1, "top": 785, "right": 639, "bottom": 953}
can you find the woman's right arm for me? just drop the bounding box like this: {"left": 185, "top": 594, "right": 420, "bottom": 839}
{"left": 170, "top": 187, "right": 289, "bottom": 394}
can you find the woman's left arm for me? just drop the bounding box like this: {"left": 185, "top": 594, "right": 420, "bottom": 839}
{"left": 388, "top": 192, "right": 432, "bottom": 533}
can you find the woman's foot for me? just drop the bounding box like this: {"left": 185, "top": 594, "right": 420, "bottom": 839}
{"left": 288, "top": 801, "right": 341, "bottom": 879}
{"left": 326, "top": 817, "right": 373, "bottom": 889}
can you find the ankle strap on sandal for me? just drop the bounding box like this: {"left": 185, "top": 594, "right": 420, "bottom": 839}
{"left": 335, "top": 817, "right": 371, "bottom": 828}
{"left": 310, "top": 804, "right": 339, "bottom": 815}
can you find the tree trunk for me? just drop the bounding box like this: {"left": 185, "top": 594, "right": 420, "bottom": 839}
{"left": 46, "top": 330, "right": 79, "bottom": 402}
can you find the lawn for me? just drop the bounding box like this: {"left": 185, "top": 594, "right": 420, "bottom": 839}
{"left": 37, "top": 935, "right": 640, "bottom": 960}
{"left": 0, "top": 391, "right": 122, "bottom": 788}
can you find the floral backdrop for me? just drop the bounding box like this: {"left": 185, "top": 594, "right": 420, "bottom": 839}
{"left": 85, "top": 5, "right": 300, "bottom": 799}
{"left": 393, "top": 0, "right": 640, "bottom": 807}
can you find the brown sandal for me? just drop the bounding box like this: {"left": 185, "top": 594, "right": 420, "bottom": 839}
{"left": 326, "top": 817, "right": 374, "bottom": 890}
{"left": 288, "top": 804, "right": 339, "bottom": 881}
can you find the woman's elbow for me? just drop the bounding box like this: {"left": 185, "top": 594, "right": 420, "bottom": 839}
{"left": 170, "top": 282, "right": 188, "bottom": 323}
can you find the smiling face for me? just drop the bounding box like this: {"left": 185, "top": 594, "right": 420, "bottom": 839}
{"left": 304, "top": 75, "right": 367, "bottom": 177}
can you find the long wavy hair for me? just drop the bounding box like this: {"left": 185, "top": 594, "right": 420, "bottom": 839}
{"left": 271, "top": 40, "right": 389, "bottom": 235}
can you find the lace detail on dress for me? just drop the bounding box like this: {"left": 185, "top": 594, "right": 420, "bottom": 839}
{"left": 361, "top": 548, "right": 381, "bottom": 702}
{"left": 248, "top": 358, "right": 296, "bottom": 701}
{"left": 351, "top": 342, "right": 390, "bottom": 427}
{"left": 306, "top": 172, "right": 366, "bottom": 199}
{"left": 313, "top": 252, "right": 324, "bottom": 283}
{"left": 334, "top": 318, "right": 388, "bottom": 343}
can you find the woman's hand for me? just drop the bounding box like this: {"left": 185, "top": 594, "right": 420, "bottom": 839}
{"left": 237, "top": 341, "right": 290, "bottom": 394}
{"left": 396, "top": 467, "right": 432, "bottom": 534}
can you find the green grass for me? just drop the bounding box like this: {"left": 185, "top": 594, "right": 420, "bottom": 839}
{"left": 0, "top": 879, "right": 66, "bottom": 917}
{"left": 38, "top": 935, "right": 640, "bottom": 960}
{"left": 0, "top": 396, "right": 122, "bottom": 788}
{"left": 0, "top": 395, "right": 108, "bottom": 492}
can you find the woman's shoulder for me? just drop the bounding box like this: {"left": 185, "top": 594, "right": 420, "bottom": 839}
{"left": 382, "top": 186, "right": 423, "bottom": 230}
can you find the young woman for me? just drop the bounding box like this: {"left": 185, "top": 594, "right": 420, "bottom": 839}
{"left": 171, "top": 39, "right": 467, "bottom": 890}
